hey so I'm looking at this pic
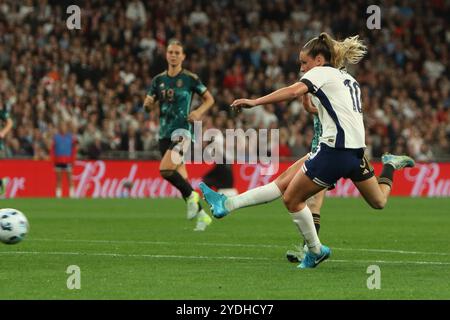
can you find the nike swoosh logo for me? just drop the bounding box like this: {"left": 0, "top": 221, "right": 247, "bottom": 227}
{"left": 314, "top": 254, "right": 328, "bottom": 265}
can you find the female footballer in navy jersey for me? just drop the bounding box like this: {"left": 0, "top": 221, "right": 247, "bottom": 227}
{"left": 201, "top": 33, "right": 415, "bottom": 268}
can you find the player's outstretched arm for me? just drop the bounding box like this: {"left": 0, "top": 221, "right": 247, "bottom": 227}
{"left": 231, "top": 82, "right": 309, "bottom": 110}
{"left": 188, "top": 90, "right": 214, "bottom": 122}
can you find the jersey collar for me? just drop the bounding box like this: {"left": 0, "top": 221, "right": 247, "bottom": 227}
{"left": 167, "top": 68, "right": 183, "bottom": 78}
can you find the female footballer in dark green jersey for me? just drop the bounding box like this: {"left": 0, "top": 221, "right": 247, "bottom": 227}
{"left": 0, "top": 105, "right": 13, "bottom": 196}
{"left": 144, "top": 40, "right": 215, "bottom": 231}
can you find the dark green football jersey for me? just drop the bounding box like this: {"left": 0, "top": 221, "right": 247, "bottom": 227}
{"left": 311, "top": 115, "right": 322, "bottom": 153}
{"left": 299, "top": 78, "right": 322, "bottom": 153}
{"left": 0, "top": 108, "right": 11, "bottom": 151}
{"left": 148, "top": 69, "right": 207, "bottom": 139}
{"left": 0, "top": 109, "right": 10, "bottom": 122}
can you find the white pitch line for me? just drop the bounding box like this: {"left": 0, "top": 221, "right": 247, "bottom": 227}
{"left": 31, "top": 238, "right": 283, "bottom": 248}
{"left": 30, "top": 238, "right": 450, "bottom": 256}
{"left": 332, "top": 247, "right": 450, "bottom": 256}
{"left": 0, "top": 251, "right": 271, "bottom": 261}
{"left": 1, "top": 250, "right": 450, "bottom": 266}
{"left": 331, "top": 259, "right": 450, "bottom": 266}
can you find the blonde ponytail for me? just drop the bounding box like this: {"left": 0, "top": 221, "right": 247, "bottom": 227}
{"left": 319, "top": 33, "right": 367, "bottom": 68}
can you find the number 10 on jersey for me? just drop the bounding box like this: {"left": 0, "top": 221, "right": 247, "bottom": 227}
{"left": 344, "top": 79, "right": 362, "bottom": 113}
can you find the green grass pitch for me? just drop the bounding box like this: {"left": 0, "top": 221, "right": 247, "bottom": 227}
{"left": 0, "top": 197, "right": 449, "bottom": 299}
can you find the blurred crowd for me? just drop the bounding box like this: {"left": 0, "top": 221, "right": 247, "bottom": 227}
{"left": 0, "top": 0, "right": 449, "bottom": 162}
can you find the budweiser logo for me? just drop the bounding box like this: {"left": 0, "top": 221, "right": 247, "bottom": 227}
{"left": 405, "top": 164, "right": 450, "bottom": 196}
{"left": 3, "top": 160, "right": 450, "bottom": 198}
{"left": 71, "top": 161, "right": 450, "bottom": 198}
{"left": 73, "top": 161, "right": 202, "bottom": 198}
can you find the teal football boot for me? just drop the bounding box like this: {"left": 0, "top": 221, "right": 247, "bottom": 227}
{"left": 199, "top": 182, "right": 230, "bottom": 218}
{"left": 381, "top": 153, "right": 415, "bottom": 169}
{"left": 298, "top": 245, "right": 331, "bottom": 269}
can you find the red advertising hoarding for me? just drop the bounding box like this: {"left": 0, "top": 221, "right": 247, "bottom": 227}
{"left": 0, "top": 160, "right": 449, "bottom": 198}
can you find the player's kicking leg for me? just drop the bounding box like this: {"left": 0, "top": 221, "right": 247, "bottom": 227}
{"left": 200, "top": 154, "right": 330, "bottom": 267}
{"left": 354, "top": 153, "right": 415, "bottom": 210}
{"left": 200, "top": 155, "right": 308, "bottom": 218}
{"left": 200, "top": 154, "right": 321, "bottom": 261}
{"left": 201, "top": 164, "right": 330, "bottom": 268}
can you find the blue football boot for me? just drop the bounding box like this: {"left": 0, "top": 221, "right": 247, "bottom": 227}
{"left": 199, "top": 182, "right": 230, "bottom": 219}
{"left": 381, "top": 153, "right": 415, "bottom": 169}
{"left": 298, "top": 245, "right": 331, "bottom": 269}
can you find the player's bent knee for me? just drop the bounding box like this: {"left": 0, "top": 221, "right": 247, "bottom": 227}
{"left": 371, "top": 198, "right": 386, "bottom": 210}
{"left": 274, "top": 177, "right": 287, "bottom": 193}
{"left": 282, "top": 194, "right": 303, "bottom": 213}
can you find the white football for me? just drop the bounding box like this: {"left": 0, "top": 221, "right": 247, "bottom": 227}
{"left": 0, "top": 208, "right": 29, "bottom": 245}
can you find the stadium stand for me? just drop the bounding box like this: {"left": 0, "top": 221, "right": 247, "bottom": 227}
{"left": 0, "top": 0, "right": 448, "bottom": 161}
